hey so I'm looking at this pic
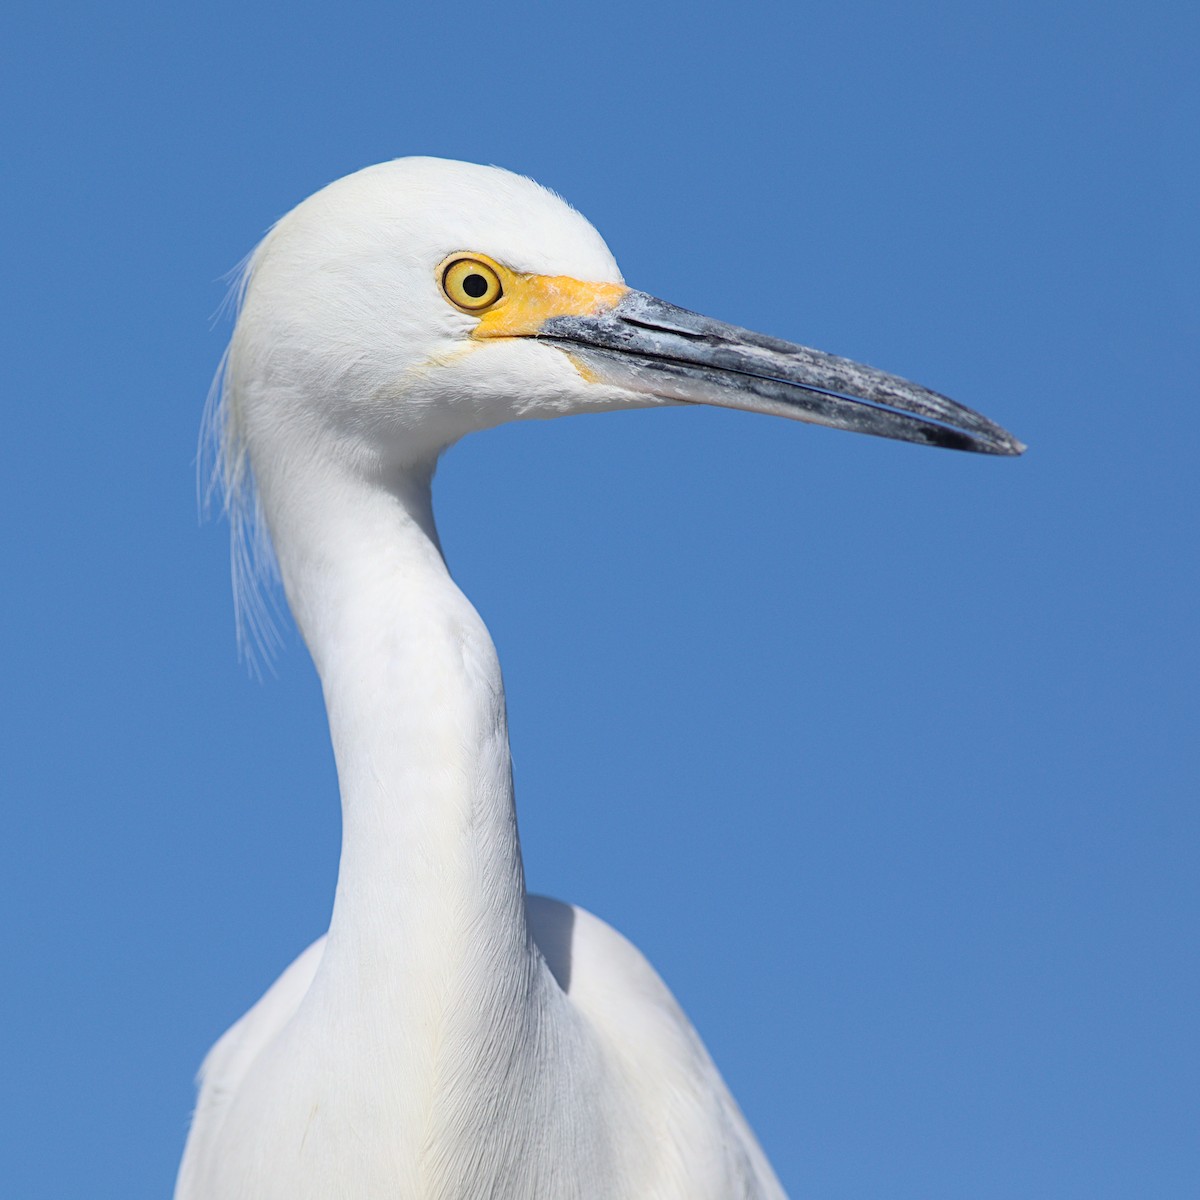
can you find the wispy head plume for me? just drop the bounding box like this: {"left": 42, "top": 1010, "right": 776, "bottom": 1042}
{"left": 198, "top": 246, "right": 285, "bottom": 676}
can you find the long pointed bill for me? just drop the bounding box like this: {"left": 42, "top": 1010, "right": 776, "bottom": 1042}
{"left": 525, "top": 290, "right": 1023, "bottom": 455}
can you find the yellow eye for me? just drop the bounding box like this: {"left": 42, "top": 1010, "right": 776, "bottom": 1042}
{"left": 441, "top": 256, "right": 504, "bottom": 311}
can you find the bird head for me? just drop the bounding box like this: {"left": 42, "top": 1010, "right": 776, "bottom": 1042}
{"left": 222, "top": 156, "right": 1022, "bottom": 494}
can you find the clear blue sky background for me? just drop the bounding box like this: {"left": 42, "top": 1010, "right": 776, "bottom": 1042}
{"left": 2, "top": 2, "right": 1196, "bottom": 1196}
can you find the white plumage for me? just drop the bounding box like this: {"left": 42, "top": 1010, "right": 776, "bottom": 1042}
{"left": 177, "top": 157, "right": 1019, "bottom": 1199}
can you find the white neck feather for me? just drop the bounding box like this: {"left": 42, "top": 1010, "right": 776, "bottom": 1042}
{"left": 263, "top": 445, "right": 531, "bottom": 1022}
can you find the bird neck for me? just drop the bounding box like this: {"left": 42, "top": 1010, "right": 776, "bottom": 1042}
{"left": 267, "top": 451, "right": 529, "bottom": 1005}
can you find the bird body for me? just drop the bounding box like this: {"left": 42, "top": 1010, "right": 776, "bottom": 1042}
{"left": 179, "top": 456, "right": 780, "bottom": 1197}
{"left": 177, "top": 158, "right": 1019, "bottom": 1199}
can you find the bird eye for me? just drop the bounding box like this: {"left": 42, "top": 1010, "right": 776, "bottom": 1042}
{"left": 441, "top": 257, "right": 504, "bottom": 311}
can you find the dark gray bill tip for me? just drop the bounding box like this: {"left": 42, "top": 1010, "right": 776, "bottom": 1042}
{"left": 539, "top": 291, "right": 1026, "bottom": 457}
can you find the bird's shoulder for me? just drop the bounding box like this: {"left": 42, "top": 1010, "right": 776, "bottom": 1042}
{"left": 526, "top": 895, "right": 786, "bottom": 1200}
{"left": 175, "top": 937, "right": 326, "bottom": 1198}
{"left": 194, "top": 935, "right": 326, "bottom": 1101}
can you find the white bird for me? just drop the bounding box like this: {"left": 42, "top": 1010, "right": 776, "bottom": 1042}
{"left": 176, "top": 157, "right": 1021, "bottom": 1200}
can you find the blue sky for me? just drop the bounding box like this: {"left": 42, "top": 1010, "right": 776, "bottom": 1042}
{"left": 2, "top": 2, "right": 1196, "bottom": 1196}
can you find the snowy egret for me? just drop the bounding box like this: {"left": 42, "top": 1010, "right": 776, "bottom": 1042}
{"left": 176, "top": 157, "right": 1022, "bottom": 1200}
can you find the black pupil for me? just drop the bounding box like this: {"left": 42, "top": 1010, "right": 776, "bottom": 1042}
{"left": 462, "top": 272, "right": 489, "bottom": 299}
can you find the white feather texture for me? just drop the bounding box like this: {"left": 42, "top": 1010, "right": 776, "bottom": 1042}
{"left": 177, "top": 157, "right": 786, "bottom": 1199}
